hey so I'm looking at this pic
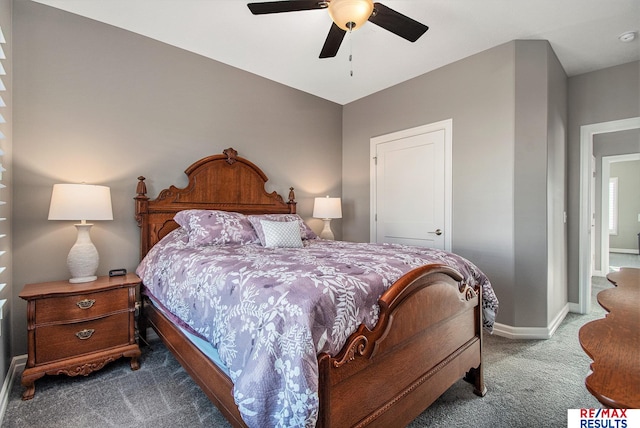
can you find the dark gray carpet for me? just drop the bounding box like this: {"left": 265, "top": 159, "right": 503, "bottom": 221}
{"left": 3, "top": 279, "right": 611, "bottom": 428}
{"left": 2, "top": 337, "right": 228, "bottom": 428}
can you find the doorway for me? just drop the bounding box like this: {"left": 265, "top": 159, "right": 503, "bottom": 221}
{"left": 578, "top": 116, "right": 640, "bottom": 314}
{"left": 599, "top": 153, "right": 640, "bottom": 274}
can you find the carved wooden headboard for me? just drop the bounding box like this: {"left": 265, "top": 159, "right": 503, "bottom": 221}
{"left": 135, "top": 148, "right": 296, "bottom": 259}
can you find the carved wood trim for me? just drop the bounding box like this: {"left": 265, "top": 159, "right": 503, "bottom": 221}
{"left": 223, "top": 147, "right": 238, "bottom": 164}
{"left": 333, "top": 335, "right": 369, "bottom": 368}
{"left": 135, "top": 148, "right": 297, "bottom": 258}
{"left": 330, "top": 264, "right": 469, "bottom": 364}
{"left": 459, "top": 281, "right": 478, "bottom": 301}
{"left": 50, "top": 356, "right": 116, "bottom": 377}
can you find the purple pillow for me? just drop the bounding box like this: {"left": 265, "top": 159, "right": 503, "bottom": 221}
{"left": 248, "top": 214, "right": 317, "bottom": 246}
{"left": 174, "top": 210, "right": 259, "bottom": 246}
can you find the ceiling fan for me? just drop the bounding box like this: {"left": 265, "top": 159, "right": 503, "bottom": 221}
{"left": 247, "top": 0, "right": 429, "bottom": 58}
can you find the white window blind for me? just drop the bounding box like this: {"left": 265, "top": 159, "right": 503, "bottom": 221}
{"left": 608, "top": 177, "right": 618, "bottom": 235}
{"left": 0, "top": 24, "right": 7, "bottom": 324}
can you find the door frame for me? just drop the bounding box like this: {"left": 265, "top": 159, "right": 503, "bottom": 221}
{"left": 578, "top": 116, "right": 640, "bottom": 313}
{"left": 600, "top": 153, "right": 640, "bottom": 274}
{"left": 370, "top": 119, "right": 453, "bottom": 250}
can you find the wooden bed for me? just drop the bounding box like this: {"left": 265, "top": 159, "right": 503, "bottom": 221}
{"left": 135, "top": 148, "right": 486, "bottom": 427}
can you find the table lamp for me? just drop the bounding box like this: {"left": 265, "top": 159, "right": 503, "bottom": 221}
{"left": 48, "top": 183, "right": 113, "bottom": 283}
{"left": 313, "top": 196, "right": 342, "bottom": 240}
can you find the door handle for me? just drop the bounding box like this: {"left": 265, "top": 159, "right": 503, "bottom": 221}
{"left": 429, "top": 229, "right": 443, "bottom": 236}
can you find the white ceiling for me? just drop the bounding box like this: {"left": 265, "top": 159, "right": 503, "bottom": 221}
{"left": 32, "top": 0, "right": 640, "bottom": 105}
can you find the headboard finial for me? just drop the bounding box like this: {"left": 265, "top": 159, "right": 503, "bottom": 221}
{"left": 223, "top": 148, "right": 239, "bottom": 165}
{"left": 136, "top": 176, "right": 147, "bottom": 197}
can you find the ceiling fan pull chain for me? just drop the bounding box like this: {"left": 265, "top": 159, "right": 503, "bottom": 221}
{"left": 349, "top": 28, "right": 353, "bottom": 77}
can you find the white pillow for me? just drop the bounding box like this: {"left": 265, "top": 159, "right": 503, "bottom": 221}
{"left": 260, "top": 220, "right": 303, "bottom": 248}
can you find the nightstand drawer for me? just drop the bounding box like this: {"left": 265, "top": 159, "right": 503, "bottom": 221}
{"left": 35, "top": 313, "right": 130, "bottom": 364}
{"left": 35, "top": 288, "right": 129, "bottom": 324}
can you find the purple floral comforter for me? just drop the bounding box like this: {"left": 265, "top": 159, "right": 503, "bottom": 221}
{"left": 136, "top": 229, "right": 498, "bottom": 428}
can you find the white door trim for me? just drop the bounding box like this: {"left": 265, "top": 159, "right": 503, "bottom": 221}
{"left": 370, "top": 119, "right": 453, "bottom": 250}
{"left": 578, "top": 116, "right": 640, "bottom": 314}
{"left": 600, "top": 153, "right": 640, "bottom": 274}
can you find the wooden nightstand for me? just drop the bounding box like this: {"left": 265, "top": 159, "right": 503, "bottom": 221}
{"left": 19, "top": 273, "right": 142, "bottom": 400}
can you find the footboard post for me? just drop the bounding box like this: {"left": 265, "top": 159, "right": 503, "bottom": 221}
{"left": 137, "top": 294, "right": 149, "bottom": 346}
{"left": 316, "top": 353, "right": 331, "bottom": 428}
{"left": 464, "top": 286, "right": 486, "bottom": 397}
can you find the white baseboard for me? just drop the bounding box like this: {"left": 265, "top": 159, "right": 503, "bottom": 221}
{"left": 492, "top": 304, "right": 569, "bottom": 340}
{"left": 610, "top": 248, "right": 640, "bottom": 255}
{"left": 568, "top": 302, "right": 581, "bottom": 313}
{"left": 0, "top": 354, "right": 27, "bottom": 424}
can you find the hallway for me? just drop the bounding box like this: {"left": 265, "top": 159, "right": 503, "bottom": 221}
{"left": 609, "top": 252, "right": 640, "bottom": 270}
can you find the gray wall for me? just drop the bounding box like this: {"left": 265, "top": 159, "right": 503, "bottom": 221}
{"left": 0, "top": 0, "right": 13, "bottom": 390}
{"left": 343, "top": 42, "right": 517, "bottom": 324}
{"left": 545, "top": 43, "right": 569, "bottom": 324}
{"left": 11, "top": 1, "right": 343, "bottom": 355}
{"left": 567, "top": 61, "right": 640, "bottom": 301}
{"left": 513, "top": 41, "right": 567, "bottom": 327}
{"left": 343, "top": 40, "right": 568, "bottom": 329}
{"left": 609, "top": 159, "right": 640, "bottom": 251}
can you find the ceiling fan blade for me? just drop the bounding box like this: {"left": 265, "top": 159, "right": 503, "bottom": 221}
{"left": 248, "top": 1, "right": 327, "bottom": 15}
{"left": 368, "top": 2, "right": 428, "bottom": 42}
{"left": 319, "top": 23, "right": 346, "bottom": 58}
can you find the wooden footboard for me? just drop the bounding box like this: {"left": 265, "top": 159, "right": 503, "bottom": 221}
{"left": 317, "top": 264, "right": 483, "bottom": 428}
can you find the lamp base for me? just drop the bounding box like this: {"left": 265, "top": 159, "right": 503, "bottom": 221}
{"left": 67, "top": 223, "right": 100, "bottom": 284}
{"left": 319, "top": 219, "right": 335, "bottom": 240}
{"left": 69, "top": 275, "right": 98, "bottom": 284}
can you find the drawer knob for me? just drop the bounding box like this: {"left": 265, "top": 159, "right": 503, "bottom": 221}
{"left": 76, "top": 299, "right": 96, "bottom": 309}
{"left": 75, "top": 329, "right": 95, "bottom": 340}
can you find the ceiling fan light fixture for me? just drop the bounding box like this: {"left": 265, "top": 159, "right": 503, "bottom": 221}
{"left": 328, "top": 0, "right": 374, "bottom": 32}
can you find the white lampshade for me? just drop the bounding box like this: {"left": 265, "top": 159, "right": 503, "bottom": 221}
{"left": 313, "top": 196, "right": 342, "bottom": 219}
{"left": 313, "top": 196, "right": 342, "bottom": 240}
{"left": 48, "top": 184, "right": 113, "bottom": 221}
{"left": 328, "top": 0, "right": 374, "bottom": 31}
{"left": 48, "top": 183, "right": 113, "bottom": 283}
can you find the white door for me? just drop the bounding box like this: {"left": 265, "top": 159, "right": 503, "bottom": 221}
{"left": 370, "top": 120, "right": 452, "bottom": 250}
